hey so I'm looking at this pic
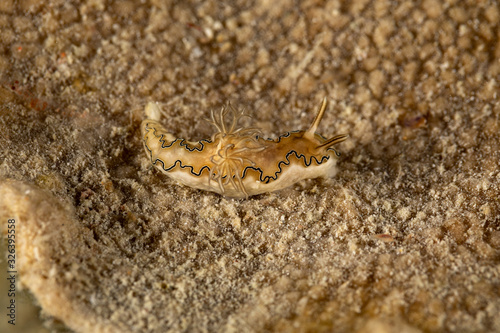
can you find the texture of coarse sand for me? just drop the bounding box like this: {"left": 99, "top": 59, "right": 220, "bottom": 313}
{"left": 1, "top": 1, "right": 499, "bottom": 332}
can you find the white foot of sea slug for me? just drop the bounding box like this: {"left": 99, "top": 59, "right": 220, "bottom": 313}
{"left": 141, "top": 98, "right": 348, "bottom": 199}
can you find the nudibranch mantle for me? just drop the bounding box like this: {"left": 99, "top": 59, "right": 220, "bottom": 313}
{"left": 141, "top": 98, "right": 348, "bottom": 198}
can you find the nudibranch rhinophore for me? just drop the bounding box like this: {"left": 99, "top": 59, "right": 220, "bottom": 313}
{"left": 141, "top": 98, "right": 348, "bottom": 198}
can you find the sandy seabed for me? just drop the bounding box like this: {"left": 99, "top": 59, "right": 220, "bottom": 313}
{"left": 0, "top": 0, "right": 499, "bottom": 332}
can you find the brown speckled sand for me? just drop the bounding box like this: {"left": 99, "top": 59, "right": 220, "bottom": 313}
{"left": 1, "top": 1, "right": 499, "bottom": 332}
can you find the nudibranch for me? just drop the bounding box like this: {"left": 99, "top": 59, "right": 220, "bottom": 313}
{"left": 141, "top": 98, "right": 348, "bottom": 198}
